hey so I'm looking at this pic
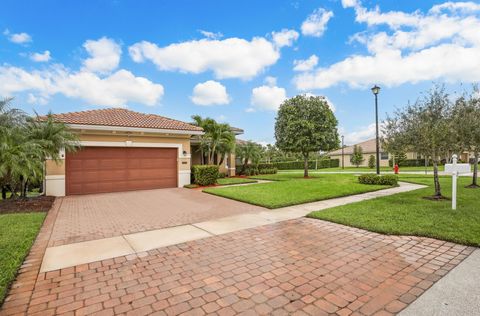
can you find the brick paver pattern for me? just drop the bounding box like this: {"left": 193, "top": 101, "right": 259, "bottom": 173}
{"left": 1, "top": 217, "right": 474, "bottom": 316}
{"left": 49, "top": 188, "right": 265, "bottom": 247}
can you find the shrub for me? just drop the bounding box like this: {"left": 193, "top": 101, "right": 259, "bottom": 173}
{"left": 368, "top": 155, "right": 376, "bottom": 169}
{"left": 191, "top": 165, "right": 219, "bottom": 186}
{"left": 358, "top": 174, "right": 398, "bottom": 186}
{"left": 218, "top": 172, "right": 226, "bottom": 179}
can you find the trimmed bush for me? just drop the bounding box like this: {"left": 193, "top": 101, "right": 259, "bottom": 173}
{"left": 218, "top": 172, "right": 226, "bottom": 179}
{"left": 192, "top": 165, "right": 219, "bottom": 186}
{"left": 358, "top": 174, "right": 398, "bottom": 186}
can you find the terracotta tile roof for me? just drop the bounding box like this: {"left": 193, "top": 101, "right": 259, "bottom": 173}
{"left": 328, "top": 138, "right": 384, "bottom": 155}
{"left": 41, "top": 108, "right": 203, "bottom": 132}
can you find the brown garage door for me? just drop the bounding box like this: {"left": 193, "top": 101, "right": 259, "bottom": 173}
{"left": 66, "top": 147, "right": 177, "bottom": 195}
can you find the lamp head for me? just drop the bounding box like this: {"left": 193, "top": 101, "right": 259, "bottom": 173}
{"left": 371, "top": 85, "right": 381, "bottom": 95}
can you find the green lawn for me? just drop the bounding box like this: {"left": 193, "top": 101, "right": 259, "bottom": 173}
{"left": 308, "top": 175, "right": 480, "bottom": 246}
{"left": 216, "top": 178, "right": 258, "bottom": 186}
{"left": 204, "top": 174, "right": 391, "bottom": 209}
{"left": 0, "top": 213, "right": 45, "bottom": 303}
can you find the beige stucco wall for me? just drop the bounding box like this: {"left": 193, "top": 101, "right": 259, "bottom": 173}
{"left": 330, "top": 153, "right": 390, "bottom": 168}
{"left": 46, "top": 159, "right": 65, "bottom": 176}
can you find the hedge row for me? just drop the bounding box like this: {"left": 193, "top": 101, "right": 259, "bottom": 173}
{"left": 388, "top": 159, "right": 433, "bottom": 167}
{"left": 241, "top": 164, "right": 278, "bottom": 176}
{"left": 191, "top": 165, "right": 219, "bottom": 186}
{"left": 254, "top": 159, "right": 340, "bottom": 171}
{"left": 358, "top": 174, "right": 398, "bottom": 186}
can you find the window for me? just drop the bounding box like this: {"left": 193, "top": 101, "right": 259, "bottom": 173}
{"left": 381, "top": 152, "right": 389, "bottom": 160}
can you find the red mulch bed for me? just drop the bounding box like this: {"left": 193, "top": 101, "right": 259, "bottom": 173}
{"left": 0, "top": 196, "right": 55, "bottom": 214}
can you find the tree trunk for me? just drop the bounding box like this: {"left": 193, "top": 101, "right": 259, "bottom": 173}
{"left": 21, "top": 179, "right": 28, "bottom": 198}
{"left": 433, "top": 160, "right": 442, "bottom": 197}
{"left": 241, "top": 159, "right": 248, "bottom": 175}
{"left": 303, "top": 154, "right": 309, "bottom": 178}
{"left": 470, "top": 151, "right": 479, "bottom": 188}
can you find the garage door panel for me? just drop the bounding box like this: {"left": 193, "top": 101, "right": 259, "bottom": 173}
{"left": 66, "top": 147, "right": 178, "bottom": 195}
{"left": 98, "top": 159, "right": 128, "bottom": 169}
{"left": 128, "top": 158, "right": 177, "bottom": 169}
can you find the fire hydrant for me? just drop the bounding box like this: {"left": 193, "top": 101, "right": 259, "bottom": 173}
{"left": 394, "top": 164, "right": 399, "bottom": 174}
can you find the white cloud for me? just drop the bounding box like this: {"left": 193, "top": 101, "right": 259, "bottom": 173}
{"left": 293, "top": 55, "right": 318, "bottom": 71}
{"left": 0, "top": 66, "right": 164, "bottom": 107}
{"left": 295, "top": 1, "right": 480, "bottom": 90}
{"left": 303, "top": 93, "right": 336, "bottom": 112}
{"left": 191, "top": 80, "right": 230, "bottom": 106}
{"left": 30, "top": 50, "right": 51, "bottom": 62}
{"left": 301, "top": 8, "right": 334, "bottom": 37}
{"left": 342, "top": 123, "right": 376, "bottom": 144}
{"left": 250, "top": 84, "right": 287, "bottom": 111}
{"left": 27, "top": 93, "right": 48, "bottom": 105}
{"left": 129, "top": 36, "right": 281, "bottom": 79}
{"left": 341, "top": 0, "right": 359, "bottom": 8}
{"left": 199, "top": 30, "right": 223, "bottom": 39}
{"left": 264, "top": 76, "right": 277, "bottom": 86}
{"left": 430, "top": 2, "right": 480, "bottom": 14}
{"left": 272, "top": 29, "right": 299, "bottom": 47}
{"left": 83, "top": 37, "right": 122, "bottom": 74}
{"left": 4, "top": 29, "right": 32, "bottom": 44}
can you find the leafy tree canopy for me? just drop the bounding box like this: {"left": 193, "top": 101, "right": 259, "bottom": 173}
{"left": 275, "top": 95, "right": 339, "bottom": 177}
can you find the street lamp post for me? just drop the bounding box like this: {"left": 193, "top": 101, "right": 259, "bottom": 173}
{"left": 341, "top": 135, "right": 344, "bottom": 170}
{"left": 371, "top": 85, "right": 381, "bottom": 175}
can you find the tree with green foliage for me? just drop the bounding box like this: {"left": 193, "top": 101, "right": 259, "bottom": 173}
{"left": 0, "top": 98, "right": 79, "bottom": 199}
{"left": 350, "top": 145, "right": 364, "bottom": 167}
{"left": 236, "top": 141, "right": 263, "bottom": 174}
{"left": 368, "top": 155, "right": 376, "bottom": 169}
{"left": 383, "top": 85, "right": 453, "bottom": 198}
{"left": 452, "top": 86, "right": 480, "bottom": 188}
{"left": 191, "top": 115, "right": 235, "bottom": 166}
{"left": 275, "top": 95, "right": 339, "bottom": 177}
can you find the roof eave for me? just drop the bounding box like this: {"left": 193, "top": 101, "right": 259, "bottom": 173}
{"left": 67, "top": 123, "right": 204, "bottom": 135}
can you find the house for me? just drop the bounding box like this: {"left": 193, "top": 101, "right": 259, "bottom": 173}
{"left": 43, "top": 108, "right": 240, "bottom": 196}
{"left": 328, "top": 138, "right": 476, "bottom": 168}
{"left": 327, "top": 138, "right": 418, "bottom": 168}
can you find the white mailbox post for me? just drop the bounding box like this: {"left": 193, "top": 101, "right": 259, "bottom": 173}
{"left": 445, "top": 154, "right": 471, "bottom": 210}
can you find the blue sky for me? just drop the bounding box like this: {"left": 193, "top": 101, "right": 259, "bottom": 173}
{"left": 1, "top": 0, "right": 480, "bottom": 145}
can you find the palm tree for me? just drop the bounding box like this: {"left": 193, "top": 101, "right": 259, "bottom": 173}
{"left": 208, "top": 123, "right": 235, "bottom": 165}
{"left": 0, "top": 97, "right": 26, "bottom": 128}
{"left": 191, "top": 115, "right": 235, "bottom": 165}
{"left": 236, "top": 141, "right": 263, "bottom": 174}
{"left": 0, "top": 127, "right": 43, "bottom": 199}
{"left": 0, "top": 98, "right": 79, "bottom": 198}
{"left": 24, "top": 113, "right": 79, "bottom": 196}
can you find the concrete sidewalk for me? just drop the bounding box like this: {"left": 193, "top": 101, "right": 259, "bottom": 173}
{"left": 40, "top": 181, "right": 425, "bottom": 272}
{"left": 400, "top": 249, "right": 480, "bottom": 316}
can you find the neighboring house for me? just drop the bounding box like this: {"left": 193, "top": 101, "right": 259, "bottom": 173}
{"left": 328, "top": 138, "right": 476, "bottom": 168}
{"left": 42, "top": 108, "right": 240, "bottom": 196}
{"left": 327, "top": 138, "right": 418, "bottom": 168}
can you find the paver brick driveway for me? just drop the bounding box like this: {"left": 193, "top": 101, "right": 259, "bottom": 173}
{"left": 3, "top": 216, "right": 473, "bottom": 316}
{"left": 49, "top": 188, "right": 265, "bottom": 246}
